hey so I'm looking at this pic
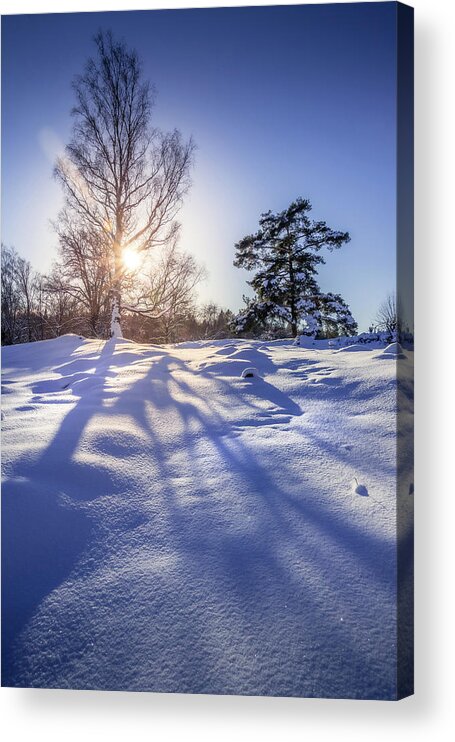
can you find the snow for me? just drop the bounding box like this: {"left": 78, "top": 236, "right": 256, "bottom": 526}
{"left": 334, "top": 343, "right": 371, "bottom": 353}
{"left": 110, "top": 296, "right": 123, "bottom": 338}
{"left": 375, "top": 342, "right": 407, "bottom": 360}
{"left": 240, "top": 367, "right": 260, "bottom": 379}
{"left": 352, "top": 479, "right": 369, "bottom": 497}
{"left": 293, "top": 335, "right": 317, "bottom": 348}
{"left": 1, "top": 334, "right": 413, "bottom": 698}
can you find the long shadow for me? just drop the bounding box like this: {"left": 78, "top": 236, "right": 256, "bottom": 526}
{"left": 2, "top": 335, "right": 86, "bottom": 373}
{"left": 126, "top": 346, "right": 396, "bottom": 696}
{"left": 168, "top": 368, "right": 394, "bottom": 584}
{"left": 11, "top": 339, "right": 118, "bottom": 495}
{"left": 111, "top": 353, "right": 397, "bottom": 696}
{"left": 1, "top": 482, "right": 91, "bottom": 686}
{"left": 104, "top": 349, "right": 395, "bottom": 592}
{"left": 1, "top": 338, "right": 120, "bottom": 685}
{"left": 111, "top": 349, "right": 394, "bottom": 584}
{"left": 3, "top": 339, "right": 399, "bottom": 697}
{"left": 249, "top": 377, "right": 302, "bottom": 417}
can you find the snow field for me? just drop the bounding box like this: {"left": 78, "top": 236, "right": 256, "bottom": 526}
{"left": 1, "top": 335, "right": 413, "bottom": 697}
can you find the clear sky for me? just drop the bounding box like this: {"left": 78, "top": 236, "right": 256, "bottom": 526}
{"left": 2, "top": 2, "right": 398, "bottom": 330}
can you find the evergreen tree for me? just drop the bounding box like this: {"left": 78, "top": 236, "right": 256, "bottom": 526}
{"left": 233, "top": 198, "right": 357, "bottom": 337}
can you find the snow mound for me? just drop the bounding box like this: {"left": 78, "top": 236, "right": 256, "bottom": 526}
{"left": 213, "top": 344, "right": 238, "bottom": 356}
{"left": 374, "top": 342, "right": 407, "bottom": 360}
{"left": 240, "top": 367, "right": 260, "bottom": 379}
{"left": 198, "top": 346, "right": 273, "bottom": 377}
{"left": 293, "top": 335, "right": 316, "bottom": 348}
{"left": 333, "top": 344, "right": 366, "bottom": 353}
{"left": 198, "top": 358, "right": 249, "bottom": 376}
{"left": 1, "top": 334, "right": 86, "bottom": 373}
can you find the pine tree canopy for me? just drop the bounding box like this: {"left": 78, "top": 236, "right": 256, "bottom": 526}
{"left": 233, "top": 198, "right": 357, "bottom": 337}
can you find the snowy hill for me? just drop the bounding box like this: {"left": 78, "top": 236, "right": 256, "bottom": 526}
{"left": 1, "top": 335, "right": 413, "bottom": 698}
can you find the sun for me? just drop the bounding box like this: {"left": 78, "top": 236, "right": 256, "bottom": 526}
{"left": 122, "top": 247, "right": 141, "bottom": 271}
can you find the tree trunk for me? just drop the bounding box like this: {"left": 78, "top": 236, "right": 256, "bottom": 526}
{"left": 288, "top": 252, "right": 298, "bottom": 337}
{"left": 89, "top": 312, "right": 98, "bottom": 337}
{"left": 110, "top": 290, "right": 123, "bottom": 338}
{"left": 110, "top": 237, "right": 123, "bottom": 338}
{"left": 26, "top": 298, "right": 32, "bottom": 343}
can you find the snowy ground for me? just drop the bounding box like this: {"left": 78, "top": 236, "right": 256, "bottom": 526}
{"left": 1, "top": 335, "right": 413, "bottom": 698}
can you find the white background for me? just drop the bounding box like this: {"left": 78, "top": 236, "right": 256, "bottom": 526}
{"left": 1, "top": 0, "right": 454, "bottom": 739}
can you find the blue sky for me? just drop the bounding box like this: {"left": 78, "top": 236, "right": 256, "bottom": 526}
{"left": 2, "top": 3, "right": 398, "bottom": 330}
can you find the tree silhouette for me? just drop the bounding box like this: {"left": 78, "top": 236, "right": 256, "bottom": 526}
{"left": 55, "top": 30, "right": 194, "bottom": 336}
{"left": 233, "top": 198, "right": 357, "bottom": 338}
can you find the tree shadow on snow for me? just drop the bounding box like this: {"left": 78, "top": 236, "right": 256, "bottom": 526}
{"left": 2, "top": 340, "right": 399, "bottom": 698}
{"left": 1, "top": 481, "right": 91, "bottom": 685}
{"left": 1, "top": 339, "right": 119, "bottom": 684}
{"left": 84, "top": 350, "right": 398, "bottom": 697}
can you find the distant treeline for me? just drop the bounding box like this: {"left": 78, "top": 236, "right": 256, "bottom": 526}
{"left": 1, "top": 244, "right": 235, "bottom": 346}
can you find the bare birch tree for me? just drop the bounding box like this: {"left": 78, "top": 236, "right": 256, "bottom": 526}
{"left": 127, "top": 241, "right": 206, "bottom": 342}
{"left": 1, "top": 245, "right": 21, "bottom": 345}
{"left": 374, "top": 293, "right": 402, "bottom": 337}
{"left": 50, "top": 211, "right": 112, "bottom": 335}
{"left": 16, "top": 254, "right": 39, "bottom": 343}
{"left": 55, "top": 30, "right": 194, "bottom": 337}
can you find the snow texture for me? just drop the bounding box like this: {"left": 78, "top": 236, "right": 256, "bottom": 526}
{"left": 375, "top": 342, "right": 407, "bottom": 360}
{"left": 1, "top": 334, "right": 413, "bottom": 698}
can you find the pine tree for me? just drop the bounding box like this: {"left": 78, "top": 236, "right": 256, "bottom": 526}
{"left": 233, "top": 198, "right": 357, "bottom": 338}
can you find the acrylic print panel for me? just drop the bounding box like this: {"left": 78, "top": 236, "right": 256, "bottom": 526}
{"left": 1, "top": 2, "right": 414, "bottom": 699}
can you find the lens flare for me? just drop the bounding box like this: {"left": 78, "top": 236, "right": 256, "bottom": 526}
{"left": 122, "top": 248, "right": 141, "bottom": 271}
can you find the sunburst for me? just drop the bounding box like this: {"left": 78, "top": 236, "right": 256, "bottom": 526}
{"left": 122, "top": 248, "right": 141, "bottom": 271}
